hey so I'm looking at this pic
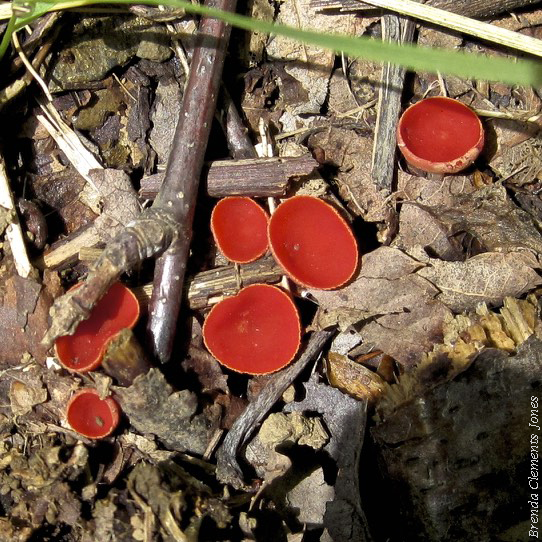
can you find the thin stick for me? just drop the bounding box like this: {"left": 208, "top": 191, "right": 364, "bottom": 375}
{"left": 146, "top": 0, "right": 237, "bottom": 363}
{"left": 363, "top": 0, "right": 542, "bottom": 58}
{"left": 216, "top": 329, "right": 335, "bottom": 488}
{"left": 0, "top": 155, "right": 33, "bottom": 278}
{"left": 11, "top": 30, "right": 53, "bottom": 102}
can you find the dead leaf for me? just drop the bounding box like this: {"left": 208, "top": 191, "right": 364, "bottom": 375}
{"left": 0, "top": 270, "right": 62, "bottom": 365}
{"left": 89, "top": 168, "right": 140, "bottom": 243}
{"left": 113, "top": 369, "right": 217, "bottom": 455}
{"left": 286, "top": 467, "right": 334, "bottom": 526}
{"left": 308, "top": 127, "right": 389, "bottom": 221}
{"left": 416, "top": 250, "right": 542, "bottom": 312}
{"left": 10, "top": 380, "right": 48, "bottom": 417}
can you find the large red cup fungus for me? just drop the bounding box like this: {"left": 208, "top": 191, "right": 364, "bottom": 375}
{"left": 268, "top": 195, "right": 358, "bottom": 290}
{"left": 202, "top": 284, "right": 301, "bottom": 374}
{"left": 211, "top": 196, "right": 269, "bottom": 263}
{"left": 396, "top": 96, "right": 484, "bottom": 174}
{"left": 66, "top": 388, "right": 120, "bottom": 439}
{"left": 55, "top": 282, "right": 140, "bottom": 372}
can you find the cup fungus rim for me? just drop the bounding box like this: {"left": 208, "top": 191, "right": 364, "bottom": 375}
{"left": 267, "top": 195, "right": 359, "bottom": 290}
{"left": 396, "top": 96, "right": 485, "bottom": 174}
{"left": 210, "top": 196, "right": 270, "bottom": 264}
{"left": 54, "top": 282, "right": 140, "bottom": 373}
{"left": 66, "top": 387, "right": 120, "bottom": 439}
{"left": 202, "top": 283, "right": 302, "bottom": 375}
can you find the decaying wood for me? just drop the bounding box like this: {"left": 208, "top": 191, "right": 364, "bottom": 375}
{"left": 78, "top": 250, "right": 284, "bottom": 310}
{"left": 146, "top": 0, "right": 237, "bottom": 363}
{"left": 372, "top": 337, "right": 542, "bottom": 541}
{"left": 139, "top": 155, "right": 318, "bottom": 199}
{"left": 312, "top": 0, "right": 540, "bottom": 19}
{"left": 372, "top": 15, "right": 416, "bottom": 195}
{"left": 186, "top": 256, "right": 284, "bottom": 309}
{"left": 216, "top": 329, "right": 335, "bottom": 488}
{"left": 102, "top": 329, "right": 152, "bottom": 387}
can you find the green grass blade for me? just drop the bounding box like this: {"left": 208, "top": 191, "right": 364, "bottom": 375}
{"left": 7, "top": 0, "right": 542, "bottom": 86}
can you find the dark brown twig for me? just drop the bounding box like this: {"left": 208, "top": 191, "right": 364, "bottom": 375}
{"left": 147, "top": 0, "right": 237, "bottom": 362}
{"left": 219, "top": 87, "right": 258, "bottom": 159}
{"left": 216, "top": 329, "right": 335, "bottom": 488}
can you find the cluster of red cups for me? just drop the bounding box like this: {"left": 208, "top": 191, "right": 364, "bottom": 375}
{"left": 203, "top": 195, "right": 359, "bottom": 375}
{"left": 56, "top": 282, "right": 140, "bottom": 439}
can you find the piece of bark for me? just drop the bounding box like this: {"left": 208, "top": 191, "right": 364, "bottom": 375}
{"left": 372, "top": 15, "right": 416, "bottom": 195}
{"left": 216, "top": 329, "right": 335, "bottom": 488}
{"left": 372, "top": 337, "right": 542, "bottom": 541}
{"left": 101, "top": 329, "right": 152, "bottom": 387}
{"left": 139, "top": 155, "right": 318, "bottom": 199}
{"left": 187, "top": 255, "right": 284, "bottom": 309}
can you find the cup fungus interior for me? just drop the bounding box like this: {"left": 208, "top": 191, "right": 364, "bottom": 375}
{"left": 268, "top": 195, "right": 358, "bottom": 290}
{"left": 398, "top": 97, "right": 483, "bottom": 164}
{"left": 211, "top": 197, "right": 269, "bottom": 263}
{"left": 203, "top": 284, "right": 301, "bottom": 374}
{"left": 66, "top": 389, "right": 120, "bottom": 439}
{"left": 55, "top": 282, "right": 140, "bottom": 372}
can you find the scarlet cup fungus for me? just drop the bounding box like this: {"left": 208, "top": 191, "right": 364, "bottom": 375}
{"left": 211, "top": 196, "right": 269, "bottom": 263}
{"left": 268, "top": 195, "right": 358, "bottom": 290}
{"left": 55, "top": 282, "right": 140, "bottom": 372}
{"left": 66, "top": 388, "right": 120, "bottom": 439}
{"left": 396, "top": 96, "right": 484, "bottom": 174}
{"left": 203, "top": 284, "right": 301, "bottom": 374}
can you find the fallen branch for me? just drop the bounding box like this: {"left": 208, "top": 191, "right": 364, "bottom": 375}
{"left": 216, "top": 329, "right": 335, "bottom": 488}
{"left": 43, "top": 0, "right": 237, "bottom": 353}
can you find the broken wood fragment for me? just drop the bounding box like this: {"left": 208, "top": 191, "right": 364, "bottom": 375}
{"left": 101, "top": 329, "right": 152, "bottom": 387}
{"left": 79, "top": 251, "right": 283, "bottom": 310}
{"left": 139, "top": 155, "right": 318, "bottom": 199}
{"left": 372, "top": 15, "right": 416, "bottom": 195}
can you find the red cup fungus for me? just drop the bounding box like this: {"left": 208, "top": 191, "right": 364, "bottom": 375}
{"left": 66, "top": 388, "right": 120, "bottom": 439}
{"left": 268, "top": 195, "right": 358, "bottom": 290}
{"left": 55, "top": 282, "right": 140, "bottom": 372}
{"left": 211, "top": 196, "right": 269, "bottom": 263}
{"left": 202, "top": 283, "right": 301, "bottom": 374}
{"left": 396, "top": 96, "right": 484, "bottom": 174}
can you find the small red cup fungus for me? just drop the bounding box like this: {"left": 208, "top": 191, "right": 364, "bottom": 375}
{"left": 202, "top": 283, "right": 301, "bottom": 374}
{"left": 66, "top": 388, "right": 120, "bottom": 439}
{"left": 211, "top": 196, "right": 269, "bottom": 263}
{"left": 55, "top": 282, "right": 140, "bottom": 372}
{"left": 396, "top": 96, "right": 484, "bottom": 174}
{"left": 268, "top": 195, "right": 358, "bottom": 290}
